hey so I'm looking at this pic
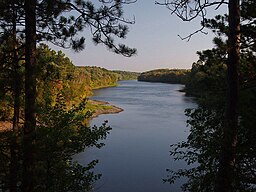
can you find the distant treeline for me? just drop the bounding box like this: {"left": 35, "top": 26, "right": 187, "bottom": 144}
{"left": 113, "top": 70, "right": 140, "bottom": 81}
{"left": 37, "top": 45, "right": 139, "bottom": 107}
{"left": 138, "top": 69, "right": 190, "bottom": 84}
{"left": 74, "top": 67, "right": 140, "bottom": 90}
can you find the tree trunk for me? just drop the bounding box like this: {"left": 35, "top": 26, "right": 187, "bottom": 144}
{"left": 23, "top": 0, "right": 37, "bottom": 191}
{"left": 215, "top": 0, "right": 240, "bottom": 191}
{"left": 10, "top": 3, "right": 20, "bottom": 191}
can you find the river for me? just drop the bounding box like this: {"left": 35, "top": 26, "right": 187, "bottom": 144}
{"left": 75, "top": 80, "right": 196, "bottom": 192}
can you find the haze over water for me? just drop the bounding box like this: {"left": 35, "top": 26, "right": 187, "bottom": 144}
{"left": 75, "top": 80, "right": 197, "bottom": 192}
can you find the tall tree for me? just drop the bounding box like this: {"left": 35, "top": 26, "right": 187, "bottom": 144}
{"left": 156, "top": 0, "right": 241, "bottom": 191}
{"left": 0, "top": 1, "right": 137, "bottom": 191}
{"left": 0, "top": 1, "right": 24, "bottom": 191}
{"left": 215, "top": 1, "right": 240, "bottom": 191}
{"left": 10, "top": 2, "right": 21, "bottom": 191}
{"left": 23, "top": 0, "right": 37, "bottom": 191}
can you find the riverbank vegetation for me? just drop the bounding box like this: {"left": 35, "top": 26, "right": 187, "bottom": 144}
{"left": 114, "top": 70, "right": 140, "bottom": 81}
{"left": 138, "top": 69, "right": 189, "bottom": 84}
{"left": 1, "top": 44, "right": 137, "bottom": 121}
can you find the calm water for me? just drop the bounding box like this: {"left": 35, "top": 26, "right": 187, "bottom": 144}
{"left": 75, "top": 80, "right": 196, "bottom": 192}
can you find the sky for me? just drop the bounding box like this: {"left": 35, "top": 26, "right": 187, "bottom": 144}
{"left": 53, "top": 0, "right": 227, "bottom": 72}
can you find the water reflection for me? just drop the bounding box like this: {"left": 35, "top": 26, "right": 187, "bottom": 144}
{"left": 76, "top": 80, "right": 197, "bottom": 192}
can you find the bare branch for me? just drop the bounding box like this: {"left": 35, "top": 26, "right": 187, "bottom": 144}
{"left": 178, "top": 25, "right": 208, "bottom": 41}
{"left": 155, "top": 0, "right": 228, "bottom": 40}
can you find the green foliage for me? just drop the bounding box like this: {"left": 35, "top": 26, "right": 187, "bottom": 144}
{"left": 86, "top": 100, "right": 113, "bottom": 112}
{"left": 112, "top": 70, "right": 140, "bottom": 80}
{"left": 185, "top": 43, "right": 227, "bottom": 96}
{"left": 138, "top": 69, "right": 189, "bottom": 84}
{"left": 0, "top": 37, "right": 25, "bottom": 121}
{"left": 77, "top": 66, "right": 119, "bottom": 89}
{"left": 1, "top": 43, "right": 134, "bottom": 120}
{"left": 0, "top": 0, "right": 137, "bottom": 56}
{"left": 36, "top": 44, "right": 76, "bottom": 108}
{"left": 42, "top": 0, "right": 137, "bottom": 55}
{"left": 0, "top": 42, "right": 120, "bottom": 191}
{"left": 165, "top": 106, "right": 223, "bottom": 191}
{"left": 166, "top": 1, "right": 256, "bottom": 190}
{"left": 0, "top": 95, "right": 111, "bottom": 192}
{"left": 204, "top": 0, "right": 256, "bottom": 53}
{"left": 35, "top": 95, "right": 111, "bottom": 191}
{"left": 165, "top": 92, "right": 256, "bottom": 191}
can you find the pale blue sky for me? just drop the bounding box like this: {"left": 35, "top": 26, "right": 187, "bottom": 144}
{"left": 55, "top": 0, "right": 226, "bottom": 72}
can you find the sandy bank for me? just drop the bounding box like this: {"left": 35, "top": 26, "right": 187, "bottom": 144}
{"left": 0, "top": 100, "right": 123, "bottom": 131}
{"left": 89, "top": 100, "right": 123, "bottom": 118}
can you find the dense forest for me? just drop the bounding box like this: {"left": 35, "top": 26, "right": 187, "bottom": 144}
{"left": 1, "top": 44, "right": 138, "bottom": 121}
{"left": 138, "top": 69, "right": 189, "bottom": 84}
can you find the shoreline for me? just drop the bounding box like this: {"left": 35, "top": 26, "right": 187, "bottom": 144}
{"left": 0, "top": 100, "right": 123, "bottom": 132}
{"left": 89, "top": 99, "right": 124, "bottom": 118}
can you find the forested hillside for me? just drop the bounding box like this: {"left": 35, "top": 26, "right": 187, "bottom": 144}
{"left": 138, "top": 69, "right": 189, "bottom": 84}
{"left": 0, "top": 44, "right": 137, "bottom": 120}
{"left": 113, "top": 70, "right": 140, "bottom": 80}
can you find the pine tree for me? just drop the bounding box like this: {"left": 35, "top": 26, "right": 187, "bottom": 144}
{"left": 156, "top": 0, "right": 241, "bottom": 191}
